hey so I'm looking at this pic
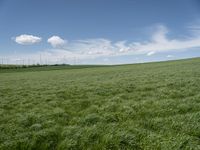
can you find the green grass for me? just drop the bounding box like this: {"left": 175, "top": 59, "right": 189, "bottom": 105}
{"left": 0, "top": 58, "right": 200, "bottom": 150}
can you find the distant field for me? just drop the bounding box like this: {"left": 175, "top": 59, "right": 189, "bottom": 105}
{"left": 0, "top": 58, "right": 200, "bottom": 149}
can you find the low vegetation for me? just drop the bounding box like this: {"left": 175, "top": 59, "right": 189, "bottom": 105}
{"left": 0, "top": 58, "right": 200, "bottom": 149}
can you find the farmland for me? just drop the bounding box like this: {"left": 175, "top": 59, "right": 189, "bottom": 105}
{"left": 0, "top": 58, "right": 200, "bottom": 149}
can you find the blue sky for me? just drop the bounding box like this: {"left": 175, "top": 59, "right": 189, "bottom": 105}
{"left": 1, "top": 0, "right": 200, "bottom": 64}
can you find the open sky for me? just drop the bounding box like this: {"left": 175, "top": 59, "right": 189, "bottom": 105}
{"left": 1, "top": 0, "right": 200, "bottom": 64}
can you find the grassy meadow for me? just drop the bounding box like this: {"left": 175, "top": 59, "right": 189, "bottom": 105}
{"left": 0, "top": 58, "right": 200, "bottom": 149}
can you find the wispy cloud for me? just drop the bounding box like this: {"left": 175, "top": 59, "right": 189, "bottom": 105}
{"left": 14, "top": 34, "right": 42, "bottom": 45}
{"left": 116, "top": 24, "right": 200, "bottom": 57}
{"left": 62, "top": 24, "right": 200, "bottom": 57}
{"left": 147, "top": 51, "right": 155, "bottom": 56}
{"left": 166, "top": 55, "right": 174, "bottom": 58}
{"left": 187, "top": 20, "right": 200, "bottom": 36}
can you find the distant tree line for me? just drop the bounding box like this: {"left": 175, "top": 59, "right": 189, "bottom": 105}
{"left": 0, "top": 64, "right": 71, "bottom": 69}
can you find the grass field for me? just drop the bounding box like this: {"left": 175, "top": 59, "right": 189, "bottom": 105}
{"left": 0, "top": 58, "right": 200, "bottom": 150}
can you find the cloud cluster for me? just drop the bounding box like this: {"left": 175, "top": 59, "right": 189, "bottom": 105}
{"left": 15, "top": 34, "right": 42, "bottom": 45}
{"left": 11, "top": 24, "right": 200, "bottom": 64}
{"left": 57, "top": 25, "right": 200, "bottom": 58}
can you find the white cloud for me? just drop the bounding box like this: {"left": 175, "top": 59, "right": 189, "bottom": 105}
{"left": 147, "top": 51, "right": 155, "bottom": 56}
{"left": 167, "top": 55, "right": 174, "bottom": 58}
{"left": 127, "top": 24, "right": 200, "bottom": 55}
{"left": 72, "top": 38, "right": 116, "bottom": 56}
{"left": 187, "top": 21, "right": 200, "bottom": 37}
{"left": 115, "top": 41, "right": 130, "bottom": 52}
{"left": 152, "top": 25, "right": 168, "bottom": 43}
{"left": 15, "top": 34, "right": 42, "bottom": 45}
{"left": 47, "top": 36, "right": 66, "bottom": 48}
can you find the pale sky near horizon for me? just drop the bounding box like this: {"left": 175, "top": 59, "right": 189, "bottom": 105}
{"left": 1, "top": 0, "right": 200, "bottom": 64}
